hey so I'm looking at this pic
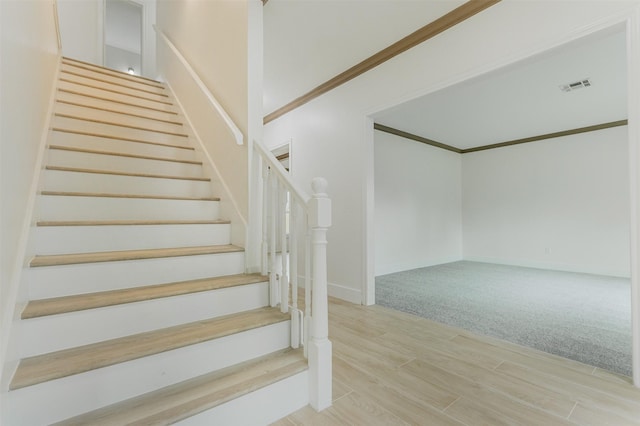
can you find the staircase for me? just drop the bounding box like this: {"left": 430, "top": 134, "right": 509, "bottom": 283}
{"left": 2, "top": 57, "right": 310, "bottom": 425}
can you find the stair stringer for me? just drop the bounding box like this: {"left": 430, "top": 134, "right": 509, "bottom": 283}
{"left": 0, "top": 56, "right": 64, "bottom": 393}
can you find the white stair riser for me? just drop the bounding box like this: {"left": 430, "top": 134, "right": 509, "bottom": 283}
{"left": 56, "top": 91, "right": 180, "bottom": 123}
{"left": 61, "top": 72, "right": 169, "bottom": 103}
{"left": 176, "top": 372, "right": 309, "bottom": 426}
{"left": 55, "top": 102, "right": 185, "bottom": 135}
{"left": 5, "top": 322, "right": 291, "bottom": 426}
{"left": 27, "top": 251, "right": 246, "bottom": 298}
{"left": 61, "top": 64, "right": 167, "bottom": 95}
{"left": 48, "top": 149, "right": 204, "bottom": 178}
{"left": 31, "top": 223, "right": 231, "bottom": 254}
{"left": 42, "top": 169, "right": 213, "bottom": 198}
{"left": 58, "top": 80, "right": 176, "bottom": 113}
{"left": 50, "top": 130, "right": 196, "bottom": 161}
{"left": 19, "top": 282, "right": 269, "bottom": 358}
{"left": 38, "top": 196, "right": 219, "bottom": 221}
{"left": 52, "top": 116, "right": 190, "bottom": 148}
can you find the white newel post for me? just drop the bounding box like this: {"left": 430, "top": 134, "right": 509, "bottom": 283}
{"left": 307, "top": 177, "right": 332, "bottom": 411}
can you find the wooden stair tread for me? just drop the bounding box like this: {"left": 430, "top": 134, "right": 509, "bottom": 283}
{"left": 52, "top": 349, "right": 307, "bottom": 425}
{"left": 10, "top": 307, "right": 288, "bottom": 390}
{"left": 37, "top": 219, "right": 231, "bottom": 227}
{"left": 58, "top": 88, "right": 179, "bottom": 115}
{"left": 55, "top": 113, "right": 188, "bottom": 137}
{"left": 59, "top": 78, "right": 173, "bottom": 105}
{"left": 49, "top": 145, "right": 200, "bottom": 165}
{"left": 51, "top": 128, "right": 192, "bottom": 150}
{"left": 62, "top": 57, "right": 164, "bottom": 87}
{"left": 40, "top": 191, "right": 218, "bottom": 201}
{"left": 56, "top": 99, "right": 182, "bottom": 125}
{"left": 61, "top": 69, "right": 167, "bottom": 97}
{"left": 45, "top": 166, "right": 208, "bottom": 181}
{"left": 22, "top": 273, "right": 268, "bottom": 319}
{"left": 30, "top": 245, "right": 243, "bottom": 267}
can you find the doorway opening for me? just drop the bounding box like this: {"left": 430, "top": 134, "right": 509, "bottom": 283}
{"left": 104, "top": 0, "right": 143, "bottom": 76}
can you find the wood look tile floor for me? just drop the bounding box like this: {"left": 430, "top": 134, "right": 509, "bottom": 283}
{"left": 273, "top": 298, "right": 640, "bottom": 425}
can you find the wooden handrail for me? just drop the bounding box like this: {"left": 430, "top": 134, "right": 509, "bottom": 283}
{"left": 53, "top": 0, "right": 62, "bottom": 52}
{"left": 154, "top": 26, "right": 244, "bottom": 145}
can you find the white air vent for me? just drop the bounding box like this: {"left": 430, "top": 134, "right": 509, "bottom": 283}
{"left": 559, "top": 78, "right": 592, "bottom": 92}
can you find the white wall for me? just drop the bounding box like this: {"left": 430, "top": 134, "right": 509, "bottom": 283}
{"left": 462, "top": 127, "right": 630, "bottom": 277}
{"left": 264, "top": 1, "right": 640, "bottom": 304}
{"left": 1, "top": 0, "right": 59, "bottom": 385}
{"left": 374, "top": 131, "right": 462, "bottom": 276}
{"left": 57, "top": 0, "right": 103, "bottom": 65}
{"left": 105, "top": 45, "right": 140, "bottom": 75}
{"left": 140, "top": 0, "right": 156, "bottom": 79}
{"left": 156, "top": 0, "right": 250, "bottom": 241}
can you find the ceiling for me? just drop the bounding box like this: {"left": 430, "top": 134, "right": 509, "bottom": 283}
{"left": 263, "top": 0, "right": 466, "bottom": 116}
{"left": 263, "top": 1, "right": 627, "bottom": 150}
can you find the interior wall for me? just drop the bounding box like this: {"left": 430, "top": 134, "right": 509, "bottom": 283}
{"left": 156, "top": 0, "right": 248, "bottom": 139}
{"left": 0, "top": 0, "right": 59, "bottom": 379}
{"left": 264, "top": 1, "right": 639, "bottom": 304}
{"left": 374, "top": 131, "right": 462, "bottom": 276}
{"left": 105, "top": 45, "right": 140, "bottom": 75}
{"left": 156, "top": 0, "right": 250, "bottom": 222}
{"left": 57, "top": 0, "right": 103, "bottom": 65}
{"left": 462, "top": 127, "right": 630, "bottom": 277}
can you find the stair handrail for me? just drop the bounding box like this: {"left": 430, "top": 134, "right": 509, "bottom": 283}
{"left": 154, "top": 26, "right": 244, "bottom": 145}
{"left": 53, "top": 0, "right": 62, "bottom": 52}
{"left": 253, "top": 138, "right": 332, "bottom": 411}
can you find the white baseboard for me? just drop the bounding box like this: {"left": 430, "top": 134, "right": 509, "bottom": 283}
{"left": 328, "top": 281, "right": 362, "bottom": 304}
{"left": 463, "top": 256, "right": 630, "bottom": 278}
{"left": 375, "top": 256, "right": 463, "bottom": 277}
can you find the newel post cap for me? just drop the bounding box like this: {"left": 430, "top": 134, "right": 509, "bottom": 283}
{"left": 309, "top": 177, "right": 331, "bottom": 228}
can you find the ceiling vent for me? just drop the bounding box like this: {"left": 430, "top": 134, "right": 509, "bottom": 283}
{"left": 559, "top": 78, "right": 592, "bottom": 92}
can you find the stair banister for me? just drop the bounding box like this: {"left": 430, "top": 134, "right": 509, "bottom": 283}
{"left": 252, "top": 139, "right": 332, "bottom": 411}
{"left": 154, "top": 26, "right": 244, "bottom": 146}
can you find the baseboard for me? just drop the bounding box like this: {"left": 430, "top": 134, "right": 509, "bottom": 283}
{"left": 463, "top": 256, "right": 631, "bottom": 278}
{"left": 375, "top": 256, "right": 463, "bottom": 277}
{"left": 292, "top": 276, "right": 361, "bottom": 305}
{"left": 328, "top": 281, "right": 362, "bottom": 304}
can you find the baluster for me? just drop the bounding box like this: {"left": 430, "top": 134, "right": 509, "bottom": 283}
{"left": 261, "top": 160, "right": 268, "bottom": 276}
{"left": 269, "top": 170, "right": 278, "bottom": 307}
{"left": 290, "top": 197, "right": 300, "bottom": 348}
{"left": 308, "top": 177, "right": 332, "bottom": 411}
{"left": 304, "top": 211, "right": 311, "bottom": 358}
{"left": 280, "top": 182, "right": 289, "bottom": 313}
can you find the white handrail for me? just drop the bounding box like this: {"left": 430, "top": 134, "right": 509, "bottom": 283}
{"left": 154, "top": 26, "right": 244, "bottom": 145}
{"left": 253, "top": 141, "right": 310, "bottom": 205}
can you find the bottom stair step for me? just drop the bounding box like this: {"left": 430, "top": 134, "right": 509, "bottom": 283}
{"left": 53, "top": 348, "right": 308, "bottom": 425}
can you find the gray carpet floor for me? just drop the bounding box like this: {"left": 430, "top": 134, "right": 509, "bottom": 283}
{"left": 375, "top": 261, "right": 632, "bottom": 376}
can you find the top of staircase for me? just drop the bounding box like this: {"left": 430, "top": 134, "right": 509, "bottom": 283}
{"left": 62, "top": 57, "right": 165, "bottom": 88}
